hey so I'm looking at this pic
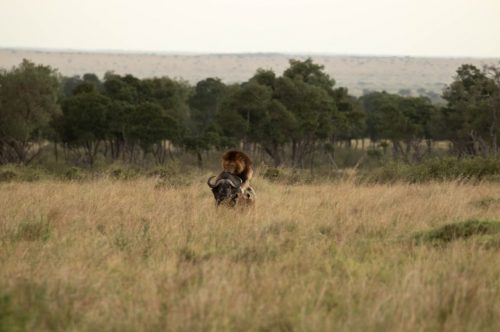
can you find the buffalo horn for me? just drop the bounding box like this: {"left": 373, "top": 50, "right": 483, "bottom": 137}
{"left": 207, "top": 176, "right": 218, "bottom": 188}
{"left": 227, "top": 177, "right": 242, "bottom": 188}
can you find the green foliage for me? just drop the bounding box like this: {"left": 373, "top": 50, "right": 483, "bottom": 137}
{"left": 360, "top": 91, "right": 435, "bottom": 161}
{"left": 0, "top": 59, "right": 60, "bottom": 164}
{"left": 0, "top": 165, "right": 49, "bottom": 182}
{"left": 412, "top": 220, "right": 500, "bottom": 244}
{"left": 0, "top": 292, "right": 26, "bottom": 332}
{"left": 63, "top": 166, "right": 86, "bottom": 180}
{"left": 127, "top": 102, "right": 181, "bottom": 147}
{"left": 263, "top": 167, "right": 282, "bottom": 181}
{"left": 367, "top": 147, "right": 384, "bottom": 160}
{"left": 184, "top": 77, "right": 228, "bottom": 164}
{"left": 60, "top": 93, "right": 110, "bottom": 142}
{"left": 441, "top": 64, "right": 500, "bottom": 157}
{"left": 150, "top": 162, "right": 193, "bottom": 188}
{"left": 261, "top": 166, "right": 343, "bottom": 184}
{"left": 284, "top": 58, "right": 335, "bottom": 90}
{"left": 0, "top": 281, "right": 82, "bottom": 331}
{"left": 189, "top": 77, "right": 226, "bottom": 131}
{"left": 332, "top": 87, "right": 366, "bottom": 140}
{"left": 0, "top": 168, "right": 18, "bottom": 182}
{"left": 11, "top": 218, "right": 51, "bottom": 242}
{"left": 58, "top": 92, "right": 111, "bottom": 165}
{"left": 470, "top": 196, "right": 500, "bottom": 208}
{"left": 3, "top": 58, "right": 500, "bottom": 172}
{"left": 361, "top": 157, "right": 500, "bottom": 183}
{"left": 106, "top": 164, "right": 141, "bottom": 180}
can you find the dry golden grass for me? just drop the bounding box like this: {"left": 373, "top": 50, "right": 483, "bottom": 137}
{"left": 1, "top": 177, "right": 499, "bottom": 331}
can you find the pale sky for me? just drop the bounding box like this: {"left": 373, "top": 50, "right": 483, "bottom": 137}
{"left": 1, "top": 0, "right": 499, "bottom": 57}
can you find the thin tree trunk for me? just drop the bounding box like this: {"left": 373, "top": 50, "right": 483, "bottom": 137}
{"left": 197, "top": 151, "right": 203, "bottom": 168}
{"left": 54, "top": 142, "right": 58, "bottom": 162}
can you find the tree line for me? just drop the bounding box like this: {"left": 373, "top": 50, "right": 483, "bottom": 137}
{"left": 1, "top": 58, "right": 499, "bottom": 167}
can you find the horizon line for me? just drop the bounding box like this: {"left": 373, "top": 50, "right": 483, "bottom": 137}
{"left": 2, "top": 46, "right": 500, "bottom": 60}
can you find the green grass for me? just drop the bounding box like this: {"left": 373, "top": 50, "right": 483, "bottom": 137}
{"left": 413, "top": 220, "right": 500, "bottom": 245}
{"left": 470, "top": 197, "right": 500, "bottom": 208}
{"left": 2, "top": 218, "right": 52, "bottom": 243}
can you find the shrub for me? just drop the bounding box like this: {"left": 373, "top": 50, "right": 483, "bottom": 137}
{"left": 263, "top": 167, "right": 282, "bottom": 181}
{"left": 361, "top": 157, "right": 500, "bottom": 183}
{"left": 0, "top": 169, "right": 18, "bottom": 182}
{"left": 63, "top": 167, "right": 86, "bottom": 180}
{"left": 470, "top": 197, "right": 500, "bottom": 208}
{"left": 150, "top": 162, "right": 193, "bottom": 188}
{"left": 0, "top": 165, "right": 50, "bottom": 182}
{"left": 106, "top": 165, "right": 140, "bottom": 180}
{"left": 262, "top": 167, "right": 317, "bottom": 184}
{"left": 412, "top": 220, "right": 500, "bottom": 244}
{"left": 0, "top": 292, "right": 27, "bottom": 332}
{"left": 13, "top": 218, "right": 52, "bottom": 242}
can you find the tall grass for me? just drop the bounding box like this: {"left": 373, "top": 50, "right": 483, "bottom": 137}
{"left": 0, "top": 177, "right": 499, "bottom": 331}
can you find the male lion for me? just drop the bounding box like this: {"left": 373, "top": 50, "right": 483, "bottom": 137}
{"left": 207, "top": 150, "right": 255, "bottom": 207}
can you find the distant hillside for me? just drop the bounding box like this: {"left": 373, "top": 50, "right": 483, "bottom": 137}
{"left": 1, "top": 48, "right": 499, "bottom": 96}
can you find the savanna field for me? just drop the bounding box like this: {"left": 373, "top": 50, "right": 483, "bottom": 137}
{"left": 1, "top": 176, "right": 500, "bottom": 331}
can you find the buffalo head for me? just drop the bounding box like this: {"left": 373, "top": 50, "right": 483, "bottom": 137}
{"left": 207, "top": 172, "right": 243, "bottom": 207}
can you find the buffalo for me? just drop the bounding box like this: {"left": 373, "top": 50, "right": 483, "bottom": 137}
{"left": 207, "top": 171, "right": 255, "bottom": 207}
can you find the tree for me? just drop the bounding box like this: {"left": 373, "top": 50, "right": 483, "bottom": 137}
{"left": 103, "top": 72, "right": 139, "bottom": 104}
{"left": 61, "top": 75, "right": 83, "bottom": 97}
{"left": 215, "top": 84, "right": 249, "bottom": 147}
{"left": 279, "top": 59, "right": 340, "bottom": 166}
{"left": 72, "top": 73, "right": 102, "bottom": 95}
{"left": 482, "top": 64, "right": 500, "bottom": 157}
{"left": 139, "top": 77, "right": 191, "bottom": 125}
{"left": 274, "top": 75, "right": 337, "bottom": 166}
{"left": 106, "top": 100, "right": 135, "bottom": 160}
{"left": 360, "top": 91, "right": 434, "bottom": 161}
{"left": 331, "top": 87, "right": 365, "bottom": 145}
{"left": 254, "top": 99, "right": 297, "bottom": 166}
{"left": 125, "top": 102, "right": 181, "bottom": 164}
{"left": 0, "top": 59, "right": 60, "bottom": 164}
{"left": 185, "top": 78, "right": 227, "bottom": 166}
{"left": 283, "top": 58, "right": 335, "bottom": 91}
{"left": 59, "top": 92, "right": 111, "bottom": 166}
{"left": 101, "top": 74, "right": 190, "bottom": 163}
{"left": 442, "top": 64, "right": 500, "bottom": 157}
{"left": 228, "top": 76, "right": 298, "bottom": 166}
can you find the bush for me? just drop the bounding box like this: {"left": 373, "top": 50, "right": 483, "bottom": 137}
{"left": 0, "top": 292, "right": 27, "bottom": 332}
{"left": 148, "top": 161, "right": 185, "bottom": 178}
{"left": 266, "top": 168, "right": 314, "bottom": 184}
{"left": 0, "top": 169, "right": 18, "bottom": 182}
{"left": 0, "top": 165, "right": 49, "bottom": 182}
{"left": 63, "top": 167, "right": 86, "bottom": 180}
{"left": 263, "top": 168, "right": 282, "bottom": 181}
{"left": 470, "top": 197, "right": 500, "bottom": 208}
{"left": 13, "top": 218, "right": 52, "bottom": 242}
{"left": 366, "top": 147, "right": 384, "bottom": 160}
{"left": 106, "top": 165, "right": 141, "bottom": 180}
{"left": 151, "top": 162, "right": 193, "bottom": 188}
{"left": 0, "top": 281, "right": 82, "bottom": 331}
{"left": 360, "top": 157, "right": 500, "bottom": 183}
{"left": 412, "top": 220, "right": 500, "bottom": 244}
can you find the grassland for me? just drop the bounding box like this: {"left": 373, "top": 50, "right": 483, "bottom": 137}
{"left": 1, "top": 177, "right": 499, "bottom": 331}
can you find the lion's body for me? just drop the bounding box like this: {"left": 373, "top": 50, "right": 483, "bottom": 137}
{"left": 238, "top": 186, "right": 256, "bottom": 207}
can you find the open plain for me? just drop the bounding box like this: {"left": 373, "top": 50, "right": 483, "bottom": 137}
{"left": 1, "top": 177, "right": 499, "bottom": 331}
